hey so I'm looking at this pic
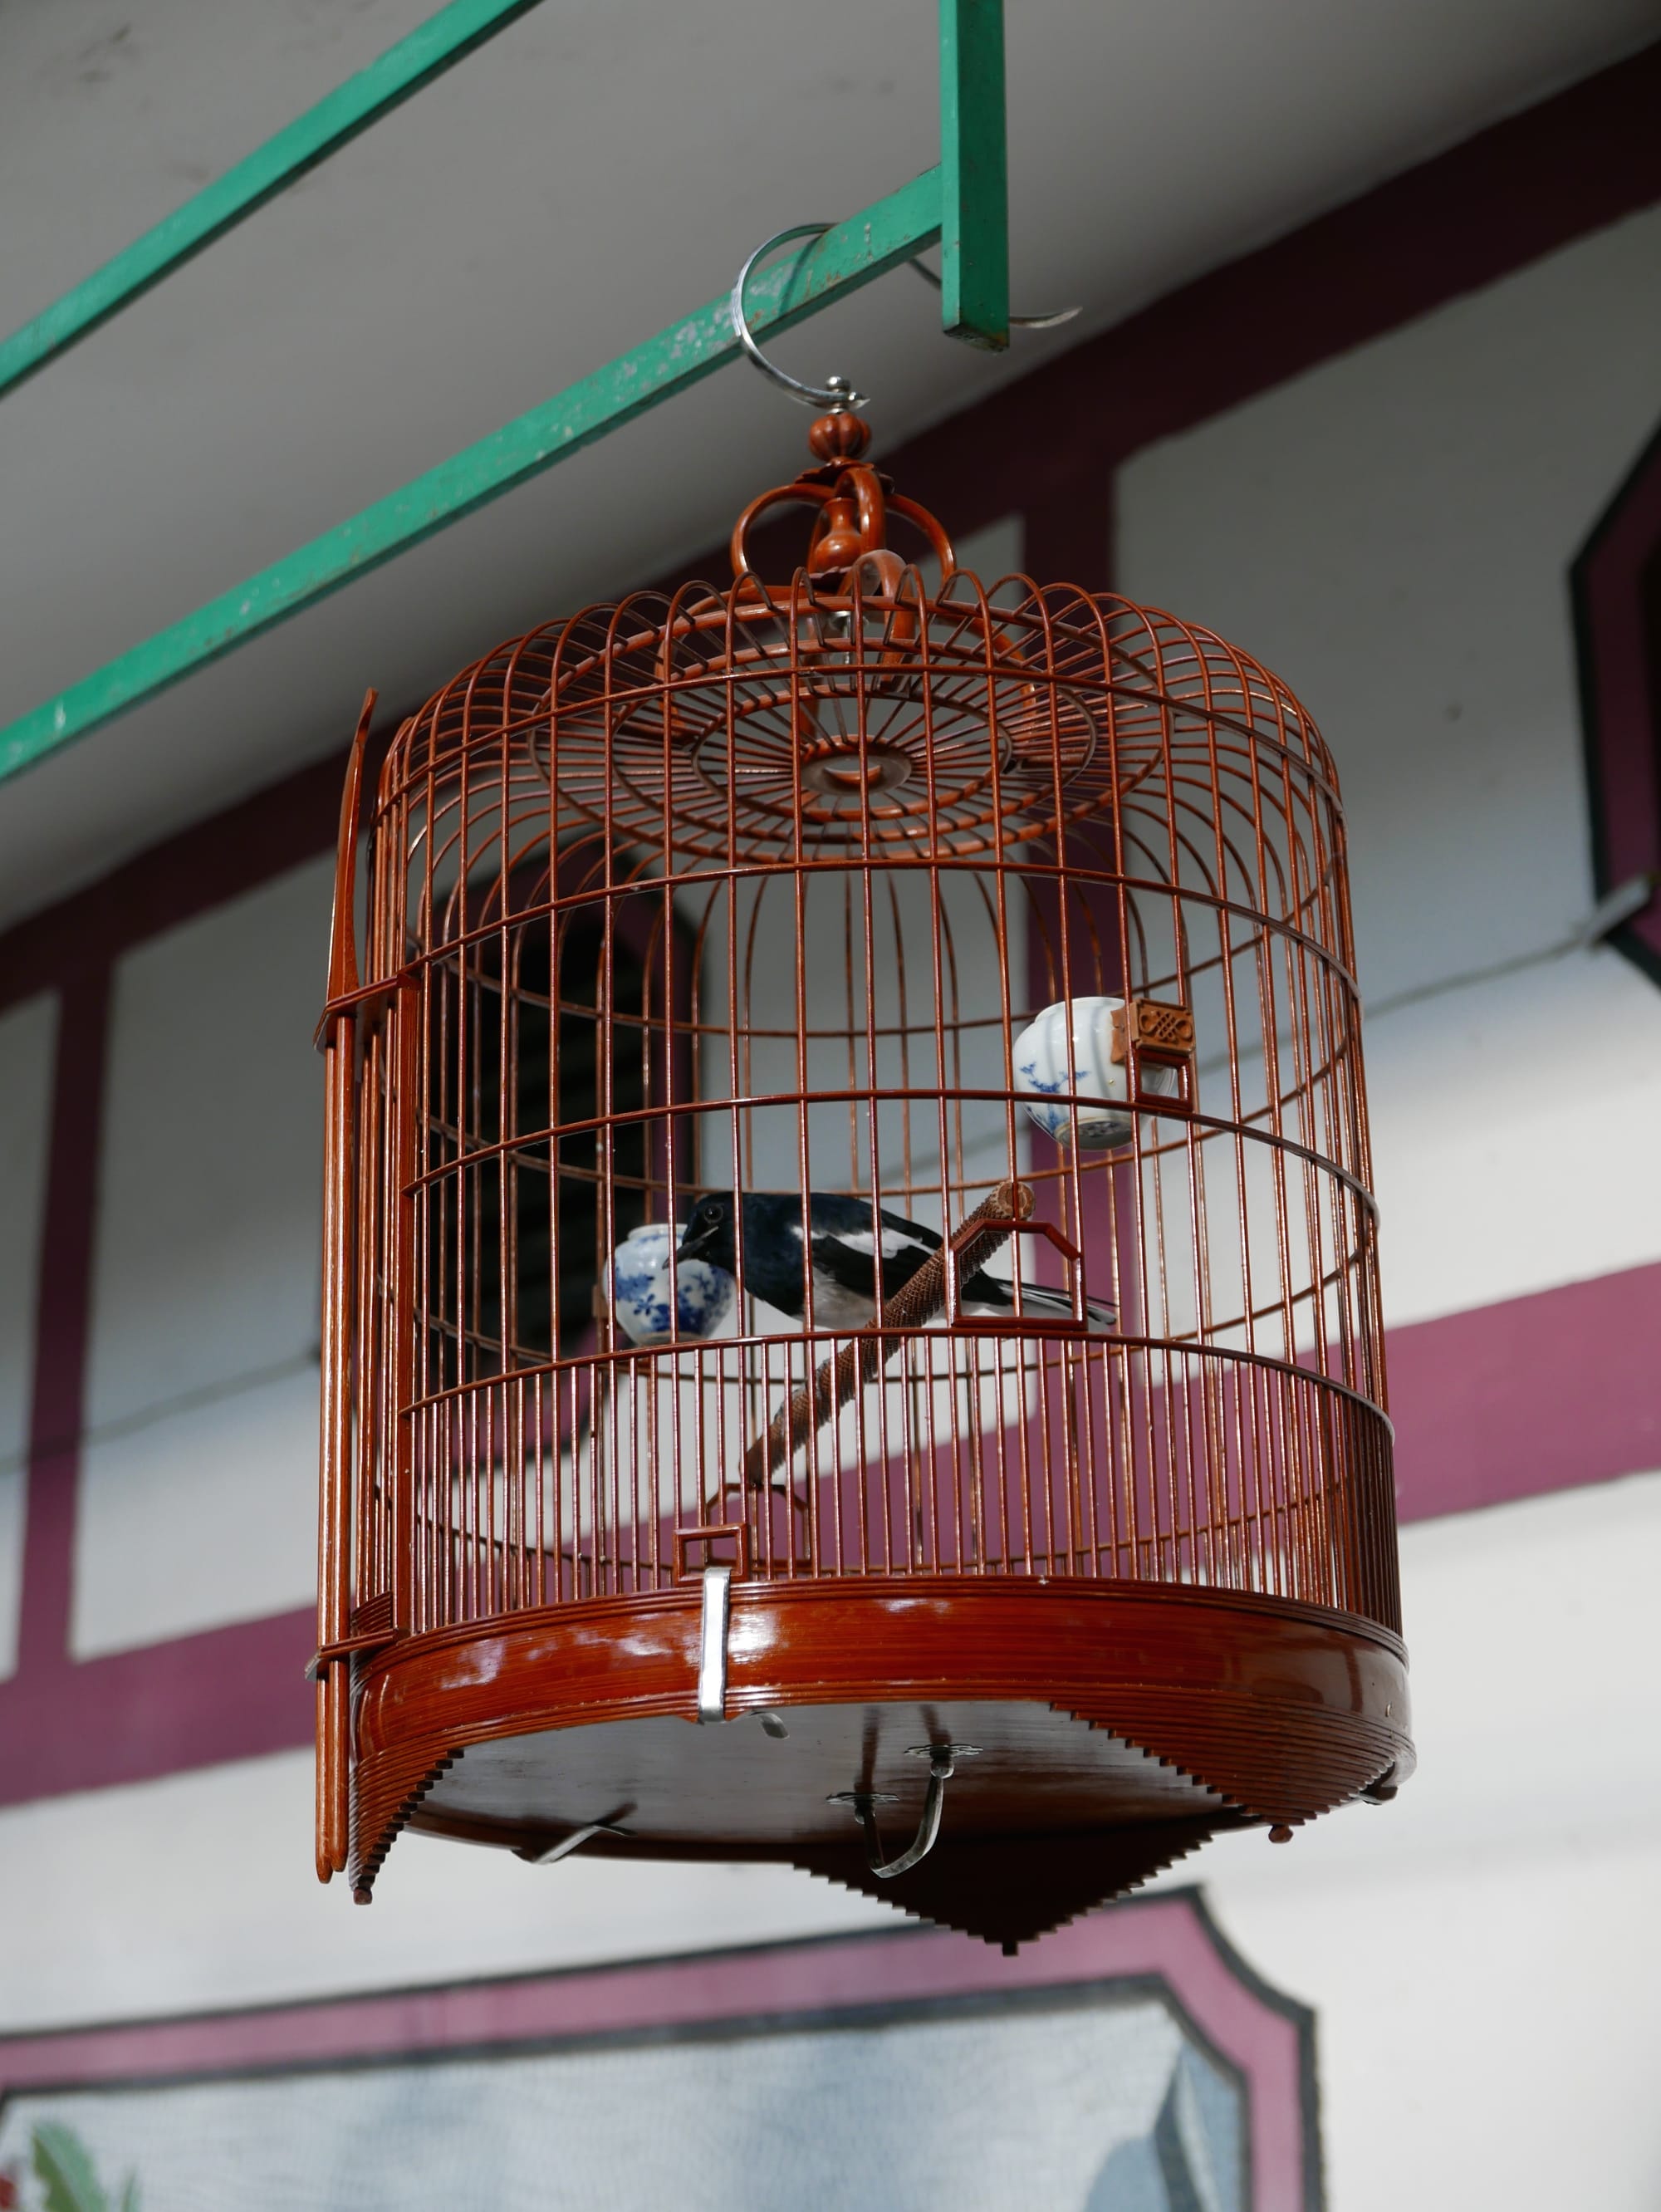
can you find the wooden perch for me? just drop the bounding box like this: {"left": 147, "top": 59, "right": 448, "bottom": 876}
{"left": 742, "top": 1179, "right": 1035, "bottom": 1493}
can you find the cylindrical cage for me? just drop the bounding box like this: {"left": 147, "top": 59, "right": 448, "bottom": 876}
{"left": 316, "top": 427, "right": 1411, "bottom": 1945}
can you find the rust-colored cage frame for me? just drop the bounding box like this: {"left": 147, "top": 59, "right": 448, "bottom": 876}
{"left": 313, "top": 423, "right": 1409, "bottom": 1937}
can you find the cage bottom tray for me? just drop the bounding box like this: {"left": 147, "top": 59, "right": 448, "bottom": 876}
{"left": 351, "top": 1577, "right": 1411, "bottom": 1946}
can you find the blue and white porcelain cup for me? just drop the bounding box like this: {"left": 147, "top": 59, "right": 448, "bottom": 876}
{"left": 606, "top": 1223, "right": 735, "bottom": 1348}
{"left": 1012, "top": 995, "right": 1174, "bottom": 1150}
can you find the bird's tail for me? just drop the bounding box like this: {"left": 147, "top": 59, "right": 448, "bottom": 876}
{"left": 963, "top": 1283, "right": 1118, "bottom": 1332}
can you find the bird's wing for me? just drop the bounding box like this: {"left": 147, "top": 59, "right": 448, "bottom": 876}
{"left": 799, "top": 1192, "right": 871, "bottom": 1234}
{"left": 804, "top": 1197, "right": 940, "bottom": 1262}
{"left": 802, "top": 1200, "right": 939, "bottom": 1308}
{"left": 875, "top": 1204, "right": 943, "bottom": 1256}
{"left": 806, "top": 1230, "right": 880, "bottom": 1306}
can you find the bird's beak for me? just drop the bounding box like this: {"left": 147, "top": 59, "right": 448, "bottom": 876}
{"left": 678, "top": 1223, "right": 715, "bottom": 1264}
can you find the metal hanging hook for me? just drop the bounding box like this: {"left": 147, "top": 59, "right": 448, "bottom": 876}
{"left": 730, "top": 223, "right": 870, "bottom": 412}
{"left": 905, "top": 257, "right": 1081, "bottom": 330}
{"left": 729, "top": 222, "right": 1083, "bottom": 413}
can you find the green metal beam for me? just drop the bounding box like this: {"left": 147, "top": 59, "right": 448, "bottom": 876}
{"left": 938, "top": 0, "right": 1010, "bottom": 351}
{"left": 0, "top": 0, "right": 546, "bottom": 400}
{"left": 0, "top": 174, "right": 943, "bottom": 785}
{"left": 0, "top": 0, "right": 1012, "bottom": 786}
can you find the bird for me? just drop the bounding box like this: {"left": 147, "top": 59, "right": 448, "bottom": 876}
{"left": 676, "top": 1190, "right": 1115, "bottom": 1332}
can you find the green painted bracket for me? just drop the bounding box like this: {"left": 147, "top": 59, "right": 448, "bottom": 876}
{"left": 939, "top": 0, "right": 1010, "bottom": 351}
{"left": 0, "top": 0, "right": 547, "bottom": 399}
{"left": 0, "top": 0, "right": 1011, "bottom": 786}
{"left": 0, "top": 175, "right": 944, "bottom": 783}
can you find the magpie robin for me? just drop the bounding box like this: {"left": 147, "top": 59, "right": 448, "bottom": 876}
{"left": 677, "top": 1191, "right": 1115, "bottom": 1331}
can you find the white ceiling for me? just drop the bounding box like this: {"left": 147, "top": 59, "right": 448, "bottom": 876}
{"left": 1, "top": 0, "right": 1654, "bottom": 930}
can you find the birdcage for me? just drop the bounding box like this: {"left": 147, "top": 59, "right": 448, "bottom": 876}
{"left": 311, "top": 407, "right": 1411, "bottom": 1950}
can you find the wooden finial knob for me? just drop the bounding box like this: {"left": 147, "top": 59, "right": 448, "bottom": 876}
{"left": 807, "top": 410, "right": 872, "bottom": 464}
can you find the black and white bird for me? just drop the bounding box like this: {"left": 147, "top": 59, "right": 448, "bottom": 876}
{"left": 676, "top": 1191, "right": 1115, "bottom": 1332}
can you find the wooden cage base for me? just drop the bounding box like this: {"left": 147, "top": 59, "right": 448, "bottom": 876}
{"left": 348, "top": 1579, "right": 1412, "bottom": 1947}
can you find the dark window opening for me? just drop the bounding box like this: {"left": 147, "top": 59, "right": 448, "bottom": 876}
{"left": 1572, "top": 415, "right": 1661, "bottom": 985}
{"left": 424, "top": 900, "right": 652, "bottom": 1390}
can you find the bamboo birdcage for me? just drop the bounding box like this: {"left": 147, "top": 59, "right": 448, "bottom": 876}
{"left": 312, "top": 410, "right": 1411, "bottom": 1950}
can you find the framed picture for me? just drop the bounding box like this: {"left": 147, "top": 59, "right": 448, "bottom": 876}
{"left": 0, "top": 1890, "right": 1319, "bottom": 2210}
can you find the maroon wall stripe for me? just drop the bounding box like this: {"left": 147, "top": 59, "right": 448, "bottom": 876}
{"left": 2, "top": 1260, "right": 1655, "bottom": 1810}
{"left": 0, "top": 745, "right": 351, "bottom": 1017}
{"left": 14, "top": 969, "right": 110, "bottom": 1680}
{"left": 0, "top": 737, "right": 363, "bottom": 1783}
{"left": 1388, "top": 1259, "right": 1661, "bottom": 1524}
{"left": 0, "top": 1608, "right": 312, "bottom": 1810}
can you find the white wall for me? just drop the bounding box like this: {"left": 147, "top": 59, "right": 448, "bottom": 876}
{"left": 0, "top": 993, "right": 57, "bottom": 1681}
{"left": 71, "top": 856, "right": 331, "bottom": 1656}
{"left": 1116, "top": 205, "right": 1661, "bottom": 1326}
{"left": 0, "top": 1750, "right": 889, "bottom": 2029}
{"left": 1188, "top": 1469, "right": 1661, "bottom": 2212}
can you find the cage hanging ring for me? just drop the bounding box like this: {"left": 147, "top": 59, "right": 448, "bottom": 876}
{"left": 730, "top": 224, "right": 870, "bottom": 412}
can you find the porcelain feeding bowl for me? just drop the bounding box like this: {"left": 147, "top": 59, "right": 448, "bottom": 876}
{"left": 608, "top": 1224, "right": 735, "bottom": 1348}
{"left": 1013, "top": 996, "right": 1173, "bottom": 1150}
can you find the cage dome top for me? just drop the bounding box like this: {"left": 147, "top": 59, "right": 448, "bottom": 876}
{"left": 380, "top": 414, "right": 1336, "bottom": 878}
